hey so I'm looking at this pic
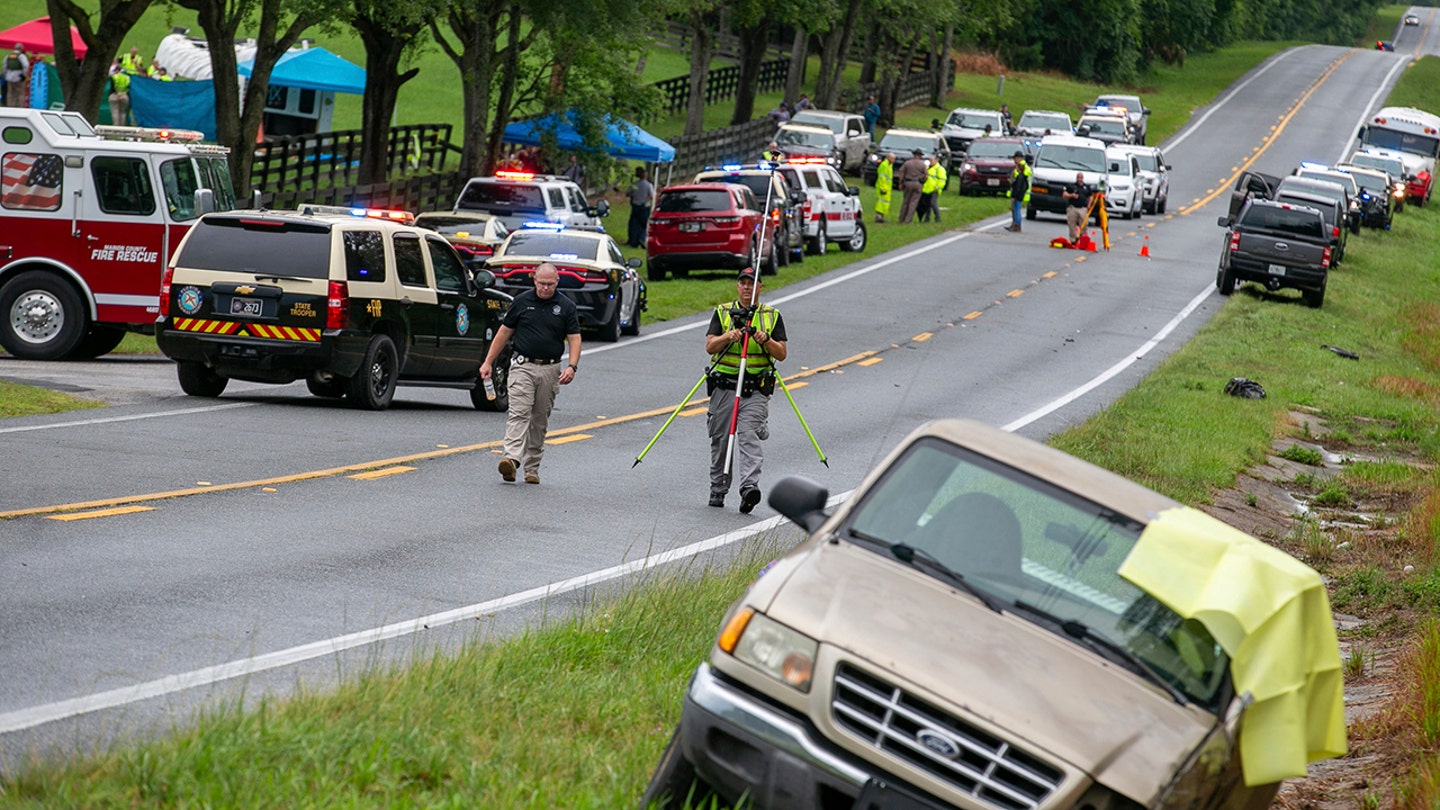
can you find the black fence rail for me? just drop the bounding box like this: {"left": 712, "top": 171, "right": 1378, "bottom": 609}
{"left": 263, "top": 170, "right": 465, "bottom": 213}
{"left": 651, "top": 20, "right": 789, "bottom": 62}
{"left": 840, "top": 60, "right": 955, "bottom": 115}
{"left": 250, "top": 123, "right": 455, "bottom": 192}
{"left": 650, "top": 58, "right": 789, "bottom": 118}
{"left": 662, "top": 117, "right": 777, "bottom": 180}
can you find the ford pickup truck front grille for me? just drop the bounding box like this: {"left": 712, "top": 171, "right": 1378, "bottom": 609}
{"left": 832, "top": 664, "right": 1064, "bottom": 810}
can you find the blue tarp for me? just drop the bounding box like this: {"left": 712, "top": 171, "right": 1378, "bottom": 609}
{"left": 503, "top": 110, "right": 676, "bottom": 163}
{"left": 238, "top": 47, "right": 367, "bottom": 95}
{"left": 130, "top": 76, "right": 219, "bottom": 140}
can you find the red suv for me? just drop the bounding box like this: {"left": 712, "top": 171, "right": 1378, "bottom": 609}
{"left": 645, "top": 183, "right": 776, "bottom": 281}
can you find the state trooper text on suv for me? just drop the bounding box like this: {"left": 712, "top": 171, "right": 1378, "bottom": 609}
{"left": 156, "top": 206, "right": 513, "bottom": 411}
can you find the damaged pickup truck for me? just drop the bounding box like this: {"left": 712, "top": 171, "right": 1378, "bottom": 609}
{"left": 641, "top": 419, "right": 1345, "bottom": 810}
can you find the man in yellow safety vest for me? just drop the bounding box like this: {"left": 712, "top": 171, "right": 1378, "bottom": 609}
{"left": 874, "top": 152, "right": 894, "bottom": 223}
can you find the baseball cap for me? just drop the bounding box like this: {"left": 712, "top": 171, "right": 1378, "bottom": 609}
{"left": 911, "top": 149, "right": 923, "bottom": 157}
{"left": 1012, "top": 151, "right": 1025, "bottom": 158}
{"left": 737, "top": 267, "right": 758, "bottom": 282}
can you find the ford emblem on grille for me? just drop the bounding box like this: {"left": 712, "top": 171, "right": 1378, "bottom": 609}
{"left": 916, "top": 729, "right": 961, "bottom": 759}
{"left": 1273, "top": 242, "right": 1289, "bottom": 251}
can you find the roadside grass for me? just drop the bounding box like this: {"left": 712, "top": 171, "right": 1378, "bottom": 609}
{"left": 1362, "top": 4, "right": 1408, "bottom": 46}
{"left": 0, "top": 536, "right": 792, "bottom": 808}
{"left": 0, "top": 380, "right": 103, "bottom": 419}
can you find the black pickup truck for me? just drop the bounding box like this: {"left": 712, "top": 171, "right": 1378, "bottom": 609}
{"left": 1216, "top": 199, "right": 1332, "bottom": 308}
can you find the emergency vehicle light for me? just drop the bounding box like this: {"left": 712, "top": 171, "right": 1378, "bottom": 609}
{"left": 721, "top": 164, "right": 744, "bottom": 171}
{"left": 786, "top": 157, "right": 827, "bottom": 164}
{"left": 1299, "top": 161, "right": 1329, "bottom": 171}
{"left": 495, "top": 170, "right": 535, "bottom": 180}
{"left": 522, "top": 221, "right": 566, "bottom": 231}
{"left": 547, "top": 253, "right": 580, "bottom": 260}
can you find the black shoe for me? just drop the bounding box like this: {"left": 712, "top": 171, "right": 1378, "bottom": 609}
{"left": 708, "top": 493, "right": 725, "bottom": 508}
{"left": 739, "top": 487, "right": 761, "bottom": 514}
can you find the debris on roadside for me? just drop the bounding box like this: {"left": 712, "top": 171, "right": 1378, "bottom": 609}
{"left": 1224, "top": 377, "right": 1267, "bottom": 398}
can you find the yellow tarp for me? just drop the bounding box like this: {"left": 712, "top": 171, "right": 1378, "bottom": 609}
{"left": 1117, "top": 507, "right": 1347, "bottom": 786}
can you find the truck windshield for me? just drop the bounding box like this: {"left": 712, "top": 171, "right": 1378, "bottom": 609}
{"left": 1036, "top": 145, "right": 1106, "bottom": 173}
{"left": 176, "top": 217, "right": 332, "bottom": 279}
{"left": 1363, "top": 127, "right": 1440, "bottom": 158}
{"left": 457, "top": 181, "right": 545, "bottom": 212}
{"left": 945, "top": 112, "right": 996, "bottom": 130}
{"left": 842, "top": 437, "right": 1231, "bottom": 712}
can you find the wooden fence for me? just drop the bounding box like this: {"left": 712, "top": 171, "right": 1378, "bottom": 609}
{"left": 262, "top": 170, "right": 465, "bottom": 213}
{"left": 650, "top": 59, "right": 789, "bottom": 118}
{"left": 662, "top": 117, "right": 778, "bottom": 180}
{"left": 250, "top": 123, "right": 455, "bottom": 192}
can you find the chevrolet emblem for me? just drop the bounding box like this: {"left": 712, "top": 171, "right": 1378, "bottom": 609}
{"left": 235, "top": 285, "right": 255, "bottom": 295}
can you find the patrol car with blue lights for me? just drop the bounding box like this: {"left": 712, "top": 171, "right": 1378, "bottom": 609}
{"left": 156, "top": 205, "right": 514, "bottom": 411}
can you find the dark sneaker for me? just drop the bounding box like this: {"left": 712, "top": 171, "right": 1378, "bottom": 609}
{"left": 708, "top": 493, "right": 725, "bottom": 508}
{"left": 498, "top": 457, "right": 516, "bottom": 482}
{"left": 739, "top": 487, "right": 761, "bottom": 514}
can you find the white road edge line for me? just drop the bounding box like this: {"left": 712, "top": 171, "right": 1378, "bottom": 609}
{"left": 0, "top": 402, "right": 259, "bottom": 434}
{"left": 6, "top": 49, "right": 1305, "bottom": 730}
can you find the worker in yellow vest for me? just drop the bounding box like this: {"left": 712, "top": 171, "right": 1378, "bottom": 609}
{"left": 874, "top": 152, "right": 894, "bottom": 223}
{"left": 120, "top": 46, "right": 144, "bottom": 74}
{"left": 919, "top": 156, "right": 947, "bottom": 223}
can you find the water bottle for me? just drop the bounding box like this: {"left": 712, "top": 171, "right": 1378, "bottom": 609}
{"left": 483, "top": 376, "right": 497, "bottom": 400}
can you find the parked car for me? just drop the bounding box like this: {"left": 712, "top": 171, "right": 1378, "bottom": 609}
{"left": 788, "top": 109, "right": 873, "bottom": 173}
{"left": 1102, "top": 147, "right": 1144, "bottom": 219}
{"left": 415, "top": 211, "right": 511, "bottom": 269}
{"left": 1077, "top": 110, "right": 1133, "bottom": 146}
{"left": 861, "top": 128, "right": 953, "bottom": 186}
{"left": 642, "top": 418, "right": 1343, "bottom": 810}
{"left": 1217, "top": 198, "right": 1333, "bottom": 307}
{"left": 1334, "top": 165, "right": 1396, "bottom": 228}
{"left": 486, "top": 224, "right": 645, "bottom": 341}
{"left": 956, "top": 137, "right": 1032, "bottom": 196}
{"left": 452, "top": 172, "right": 609, "bottom": 231}
{"left": 1338, "top": 161, "right": 1404, "bottom": 217}
{"left": 1273, "top": 185, "right": 1349, "bottom": 266}
{"left": 774, "top": 123, "right": 847, "bottom": 172}
{"left": 1092, "top": 93, "right": 1151, "bottom": 144}
{"left": 939, "top": 106, "right": 1007, "bottom": 155}
{"left": 1013, "top": 109, "right": 1074, "bottom": 137}
{"left": 1293, "top": 165, "right": 1363, "bottom": 232}
{"left": 645, "top": 183, "right": 778, "bottom": 280}
{"left": 156, "top": 206, "right": 513, "bottom": 410}
{"left": 693, "top": 165, "right": 806, "bottom": 266}
{"left": 1110, "top": 144, "right": 1170, "bottom": 214}
{"left": 775, "top": 160, "right": 867, "bottom": 255}
{"left": 1027, "top": 134, "right": 1109, "bottom": 221}
{"left": 1344, "top": 150, "right": 1408, "bottom": 212}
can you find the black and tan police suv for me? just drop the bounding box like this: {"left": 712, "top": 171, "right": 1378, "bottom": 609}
{"left": 155, "top": 205, "right": 513, "bottom": 411}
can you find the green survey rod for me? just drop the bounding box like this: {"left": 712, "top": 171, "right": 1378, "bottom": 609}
{"left": 632, "top": 373, "right": 709, "bottom": 467}
{"left": 776, "top": 375, "right": 828, "bottom": 467}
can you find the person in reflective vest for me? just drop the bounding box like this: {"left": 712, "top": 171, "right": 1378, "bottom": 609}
{"left": 1005, "top": 151, "right": 1031, "bottom": 232}
{"left": 761, "top": 141, "right": 783, "bottom": 162}
{"left": 874, "top": 152, "right": 894, "bottom": 223}
{"left": 120, "top": 46, "right": 145, "bottom": 74}
{"left": 919, "top": 156, "right": 947, "bottom": 223}
{"left": 107, "top": 70, "right": 131, "bottom": 126}
{"left": 704, "top": 267, "right": 788, "bottom": 513}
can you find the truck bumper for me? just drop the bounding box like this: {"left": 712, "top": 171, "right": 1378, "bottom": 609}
{"left": 674, "top": 663, "right": 947, "bottom": 810}
{"left": 157, "top": 326, "right": 360, "bottom": 383}
{"left": 1226, "top": 257, "right": 1327, "bottom": 292}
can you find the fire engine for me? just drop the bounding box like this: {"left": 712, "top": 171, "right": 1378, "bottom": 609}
{"left": 0, "top": 108, "right": 245, "bottom": 360}
{"left": 1356, "top": 106, "right": 1440, "bottom": 206}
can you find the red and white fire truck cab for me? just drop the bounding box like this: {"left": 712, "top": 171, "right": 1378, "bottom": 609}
{"left": 0, "top": 108, "right": 243, "bottom": 360}
{"left": 1356, "top": 106, "right": 1440, "bottom": 206}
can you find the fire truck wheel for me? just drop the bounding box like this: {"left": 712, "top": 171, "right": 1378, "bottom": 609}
{"left": 348, "top": 334, "right": 399, "bottom": 410}
{"left": 176, "top": 361, "right": 229, "bottom": 398}
{"left": 0, "top": 271, "right": 88, "bottom": 361}
{"left": 71, "top": 326, "right": 128, "bottom": 360}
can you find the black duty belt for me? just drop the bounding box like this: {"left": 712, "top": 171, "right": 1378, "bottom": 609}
{"left": 514, "top": 355, "right": 560, "bottom": 365}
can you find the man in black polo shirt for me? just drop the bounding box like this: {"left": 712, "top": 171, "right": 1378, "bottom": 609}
{"left": 1062, "top": 172, "right": 1094, "bottom": 243}
{"left": 480, "top": 263, "right": 581, "bottom": 485}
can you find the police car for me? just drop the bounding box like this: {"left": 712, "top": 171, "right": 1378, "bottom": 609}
{"left": 486, "top": 223, "right": 645, "bottom": 342}
{"left": 452, "top": 170, "right": 609, "bottom": 231}
{"left": 156, "top": 205, "right": 513, "bottom": 411}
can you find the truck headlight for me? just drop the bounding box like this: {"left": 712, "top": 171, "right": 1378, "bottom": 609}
{"left": 719, "top": 608, "right": 818, "bottom": 691}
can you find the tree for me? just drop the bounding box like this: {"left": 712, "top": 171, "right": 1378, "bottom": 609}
{"left": 173, "top": 0, "right": 336, "bottom": 198}
{"left": 682, "top": 7, "right": 721, "bottom": 136}
{"left": 45, "top": 0, "right": 156, "bottom": 123}
{"left": 813, "top": 0, "right": 862, "bottom": 108}
{"left": 350, "top": 0, "right": 445, "bottom": 184}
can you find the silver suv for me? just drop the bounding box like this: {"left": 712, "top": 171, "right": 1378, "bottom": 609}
{"left": 788, "top": 109, "right": 873, "bottom": 173}
{"left": 453, "top": 172, "right": 610, "bottom": 231}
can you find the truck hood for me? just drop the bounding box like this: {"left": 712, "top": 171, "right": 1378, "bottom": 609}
{"left": 761, "top": 541, "right": 1215, "bottom": 805}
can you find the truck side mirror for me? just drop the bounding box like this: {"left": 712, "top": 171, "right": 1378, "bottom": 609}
{"left": 770, "top": 475, "right": 830, "bottom": 533}
{"left": 1217, "top": 216, "right": 1231, "bottom": 227}
{"left": 193, "top": 188, "right": 215, "bottom": 216}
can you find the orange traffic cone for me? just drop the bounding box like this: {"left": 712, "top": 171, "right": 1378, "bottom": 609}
{"left": 1139, "top": 234, "right": 1150, "bottom": 258}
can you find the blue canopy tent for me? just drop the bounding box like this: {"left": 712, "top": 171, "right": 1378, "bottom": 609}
{"left": 502, "top": 111, "right": 675, "bottom": 163}
{"left": 236, "top": 46, "right": 367, "bottom": 95}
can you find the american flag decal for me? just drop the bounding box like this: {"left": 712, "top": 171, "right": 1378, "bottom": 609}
{"left": 2, "top": 153, "right": 64, "bottom": 210}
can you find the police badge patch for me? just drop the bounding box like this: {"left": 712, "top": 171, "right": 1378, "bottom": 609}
{"left": 552, "top": 304, "right": 561, "bottom": 315}
{"left": 178, "top": 286, "right": 202, "bottom": 315}
{"left": 456, "top": 303, "right": 470, "bottom": 336}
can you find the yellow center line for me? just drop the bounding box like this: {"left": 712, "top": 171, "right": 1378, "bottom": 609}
{"left": 679, "top": 405, "right": 707, "bottom": 417}
{"left": 546, "top": 434, "right": 592, "bottom": 445}
{"left": 857, "top": 357, "right": 883, "bottom": 367}
{"left": 1006, "top": 289, "right": 1024, "bottom": 298}
{"left": 1179, "top": 51, "right": 1353, "bottom": 216}
{"left": 348, "top": 466, "right": 415, "bottom": 480}
{"left": 1042, "top": 271, "right": 1057, "bottom": 279}
{"left": 912, "top": 332, "right": 933, "bottom": 342}
{"left": 47, "top": 506, "right": 155, "bottom": 522}
{"left": 963, "top": 311, "right": 983, "bottom": 320}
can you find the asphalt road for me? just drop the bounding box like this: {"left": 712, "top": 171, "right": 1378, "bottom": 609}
{"left": 1, "top": 18, "right": 1433, "bottom": 769}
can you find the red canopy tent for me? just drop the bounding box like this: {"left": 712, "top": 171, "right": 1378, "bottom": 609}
{"left": 0, "top": 18, "right": 88, "bottom": 59}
